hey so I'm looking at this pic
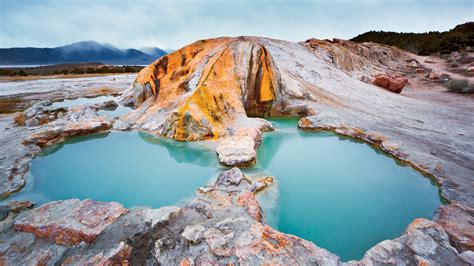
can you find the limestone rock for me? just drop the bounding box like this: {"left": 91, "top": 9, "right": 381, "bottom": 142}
{"left": 61, "top": 242, "right": 133, "bottom": 265}
{"left": 0, "top": 200, "right": 33, "bottom": 221}
{"left": 182, "top": 224, "right": 205, "bottom": 243}
{"left": 216, "top": 128, "right": 262, "bottom": 167}
{"left": 460, "top": 250, "right": 474, "bottom": 264}
{"left": 434, "top": 203, "right": 474, "bottom": 252}
{"left": 215, "top": 167, "right": 246, "bottom": 187}
{"left": 22, "top": 101, "right": 68, "bottom": 126}
{"left": 407, "top": 61, "right": 418, "bottom": 67}
{"left": 0, "top": 232, "right": 67, "bottom": 265}
{"left": 372, "top": 73, "right": 408, "bottom": 93}
{"left": 355, "top": 218, "right": 465, "bottom": 265}
{"left": 91, "top": 99, "right": 118, "bottom": 110}
{"left": 13, "top": 199, "right": 127, "bottom": 245}
{"left": 22, "top": 106, "right": 113, "bottom": 147}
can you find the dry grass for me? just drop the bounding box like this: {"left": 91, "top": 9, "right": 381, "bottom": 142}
{"left": 0, "top": 73, "right": 131, "bottom": 82}
{"left": 13, "top": 112, "right": 26, "bottom": 126}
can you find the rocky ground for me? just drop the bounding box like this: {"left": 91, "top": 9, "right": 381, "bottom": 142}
{"left": 0, "top": 74, "right": 134, "bottom": 198}
{"left": 0, "top": 37, "right": 473, "bottom": 264}
{"left": 0, "top": 74, "right": 134, "bottom": 113}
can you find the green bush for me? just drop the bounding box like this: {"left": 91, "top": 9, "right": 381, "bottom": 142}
{"left": 445, "top": 79, "right": 474, "bottom": 94}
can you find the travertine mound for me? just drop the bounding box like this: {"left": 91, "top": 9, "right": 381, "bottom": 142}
{"left": 120, "top": 37, "right": 406, "bottom": 142}
{"left": 119, "top": 36, "right": 474, "bottom": 211}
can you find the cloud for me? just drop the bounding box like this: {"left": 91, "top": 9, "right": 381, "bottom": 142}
{"left": 0, "top": 0, "right": 472, "bottom": 49}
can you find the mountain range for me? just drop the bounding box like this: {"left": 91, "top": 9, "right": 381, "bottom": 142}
{"left": 0, "top": 41, "right": 169, "bottom": 65}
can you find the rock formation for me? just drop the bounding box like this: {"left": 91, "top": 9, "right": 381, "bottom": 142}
{"left": 0, "top": 169, "right": 470, "bottom": 265}
{"left": 2, "top": 35, "right": 473, "bottom": 265}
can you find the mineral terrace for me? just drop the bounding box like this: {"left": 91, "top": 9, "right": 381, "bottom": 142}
{"left": 0, "top": 37, "right": 473, "bottom": 265}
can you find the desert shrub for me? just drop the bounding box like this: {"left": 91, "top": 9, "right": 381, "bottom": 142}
{"left": 70, "top": 68, "right": 85, "bottom": 74}
{"left": 18, "top": 70, "right": 27, "bottom": 76}
{"left": 445, "top": 79, "right": 474, "bottom": 94}
{"left": 0, "top": 69, "right": 12, "bottom": 76}
{"left": 13, "top": 112, "right": 26, "bottom": 126}
{"left": 351, "top": 22, "right": 474, "bottom": 55}
{"left": 449, "top": 61, "right": 460, "bottom": 67}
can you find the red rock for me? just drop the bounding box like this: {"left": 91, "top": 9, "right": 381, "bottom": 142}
{"left": 434, "top": 203, "right": 474, "bottom": 252}
{"left": 429, "top": 70, "right": 440, "bottom": 79}
{"left": 372, "top": 74, "right": 408, "bottom": 93}
{"left": 14, "top": 199, "right": 128, "bottom": 245}
{"left": 237, "top": 191, "right": 263, "bottom": 222}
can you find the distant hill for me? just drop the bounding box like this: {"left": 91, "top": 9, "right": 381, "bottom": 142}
{"left": 0, "top": 41, "right": 169, "bottom": 65}
{"left": 138, "top": 47, "right": 168, "bottom": 59}
{"left": 351, "top": 22, "right": 474, "bottom": 55}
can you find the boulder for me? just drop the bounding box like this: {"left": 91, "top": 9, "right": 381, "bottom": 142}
{"left": 216, "top": 128, "right": 262, "bottom": 167}
{"left": 13, "top": 199, "right": 127, "bottom": 245}
{"left": 372, "top": 74, "right": 408, "bottom": 93}
{"left": 354, "top": 218, "right": 465, "bottom": 265}
{"left": 429, "top": 70, "right": 440, "bottom": 79}
{"left": 407, "top": 61, "right": 418, "bottom": 67}
{"left": 467, "top": 66, "right": 474, "bottom": 73}
{"left": 22, "top": 101, "right": 68, "bottom": 126}
{"left": 434, "top": 203, "right": 474, "bottom": 252}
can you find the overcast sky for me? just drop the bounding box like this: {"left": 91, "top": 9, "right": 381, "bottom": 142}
{"left": 0, "top": 0, "right": 472, "bottom": 49}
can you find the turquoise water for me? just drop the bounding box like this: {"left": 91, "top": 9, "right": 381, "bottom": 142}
{"left": 50, "top": 96, "right": 132, "bottom": 117}
{"left": 4, "top": 118, "right": 442, "bottom": 261}
{"left": 249, "top": 118, "right": 442, "bottom": 261}
{"left": 7, "top": 131, "right": 220, "bottom": 208}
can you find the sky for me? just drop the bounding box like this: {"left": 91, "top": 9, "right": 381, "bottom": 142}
{"left": 0, "top": 0, "right": 472, "bottom": 50}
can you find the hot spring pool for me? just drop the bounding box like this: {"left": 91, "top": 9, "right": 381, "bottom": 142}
{"left": 4, "top": 118, "right": 442, "bottom": 261}
{"left": 250, "top": 118, "right": 442, "bottom": 260}
{"left": 8, "top": 131, "right": 221, "bottom": 208}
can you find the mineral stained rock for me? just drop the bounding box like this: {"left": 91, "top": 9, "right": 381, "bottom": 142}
{"left": 434, "top": 203, "right": 474, "bottom": 252}
{"left": 372, "top": 73, "right": 408, "bottom": 93}
{"left": 13, "top": 199, "right": 127, "bottom": 245}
